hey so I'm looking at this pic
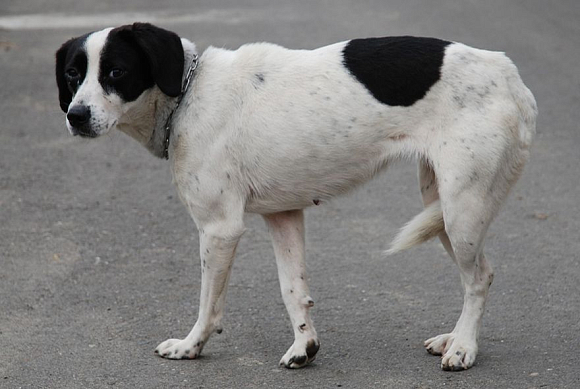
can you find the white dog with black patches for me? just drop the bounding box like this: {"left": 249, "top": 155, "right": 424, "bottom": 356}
{"left": 55, "top": 23, "right": 536, "bottom": 371}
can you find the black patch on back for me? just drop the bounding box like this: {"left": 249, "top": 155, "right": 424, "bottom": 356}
{"left": 55, "top": 33, "right": 90, "bottom": 112}
{"left": 342, "top": 36, "right": 451, "bottom": 107}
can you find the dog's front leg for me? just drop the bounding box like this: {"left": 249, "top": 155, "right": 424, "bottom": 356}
{"left": 264, "top": 210, "right": 320, "bottom": 368}
{"left": 155, "top": 219, "right": 244, "bottom": 359}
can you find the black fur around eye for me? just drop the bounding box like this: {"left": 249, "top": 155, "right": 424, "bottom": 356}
{"left": 65, "top": 68, "right": 79, "bottom": 79}
{"left": 109, "top": 68, "right": 126, "bottom": 79}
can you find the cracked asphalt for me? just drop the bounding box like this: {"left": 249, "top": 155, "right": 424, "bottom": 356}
{"left": 1, "top": 0, "right": 579, "bottom": 388}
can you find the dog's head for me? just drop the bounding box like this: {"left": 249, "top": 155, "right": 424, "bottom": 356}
{"left": 55, "top": 23, "right": 184, "bottom": 138}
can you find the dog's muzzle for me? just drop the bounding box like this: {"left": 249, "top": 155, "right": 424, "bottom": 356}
{"left": 67, "top": 105, "right": 97, "bottom": 138}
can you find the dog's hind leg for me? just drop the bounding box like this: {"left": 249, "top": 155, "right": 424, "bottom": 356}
{"left": 418, "top": 160, "right": 469, "bottom": 361}
{"left": 423, "top": 138, "right": 528, "bottom": 370}
{"left": 418, "top": 160, "right": 468, "bottom": 359}
{"left": 155, "top": 215, "right": 245, "bottom": 359}
{"left": 263, "top": 210, "right": 320, "bottom": 368}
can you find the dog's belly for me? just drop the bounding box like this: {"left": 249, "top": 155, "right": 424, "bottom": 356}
{"left": 243, "top": 164, "right": 387, "bottom": 213}
{"left": 241, "top": 112, "right": 407, "bottom": 214}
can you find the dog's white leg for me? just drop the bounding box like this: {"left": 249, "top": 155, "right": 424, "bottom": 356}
{"left": 426, "top": 192, "right": 494, "bottom": 371}
{"left": 418, "top": 161, "right": 467, "bottom": 360}
{"left": 155, "top": 217, "right": 245, "bottom": 359}
{"left": 420, "top": 157, "right": 494, "bottom": 371}
{"left": 422, "top": 145, "right": 525, "bottom": 370}
{"left": 263, "top": 210, "right": 320, "bottom": 368}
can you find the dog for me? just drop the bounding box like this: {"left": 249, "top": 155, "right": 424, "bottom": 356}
{"left": 55, "top": 23, "right": 537, "bottom": 371}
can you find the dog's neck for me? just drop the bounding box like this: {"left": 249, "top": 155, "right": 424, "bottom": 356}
{"left": 116, "top": 39, "right": 198, "bottom": 158}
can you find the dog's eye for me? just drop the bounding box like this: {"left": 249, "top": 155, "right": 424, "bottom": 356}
{"left": 109, "top": 68, "right": 125, "bottom": 79}
{"left": 65, "top": 68, "right": 79, "bottom": 79}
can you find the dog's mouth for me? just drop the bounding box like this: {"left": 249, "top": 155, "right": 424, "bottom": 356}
{"left": 70, "top": 126, "right": 99, "bottom": 138}
{"left": 78, "top": 129, "right": 99, "bottom": 138}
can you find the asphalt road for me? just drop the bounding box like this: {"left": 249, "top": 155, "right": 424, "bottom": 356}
{"left": 1, "top": 1, "right": 579, "bottom": 388}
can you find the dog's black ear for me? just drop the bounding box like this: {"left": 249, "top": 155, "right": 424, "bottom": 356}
{"left": 55, "top": 38, "right": 75, "bottom": 113}
{"left": 124, "top": 23, "right": 185, "bottom": 97}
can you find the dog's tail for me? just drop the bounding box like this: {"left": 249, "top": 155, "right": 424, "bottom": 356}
{"left": 385, "top": 200, "right": 445, "bottom": 255}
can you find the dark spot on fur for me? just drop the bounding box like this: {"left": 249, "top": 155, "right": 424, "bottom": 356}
{"left": 343, "top": 37, "right": 450, "bottom": 106}
{"left": 298, "top": 323, "right": 307, "bottom": 332}
{"left": 313, "top": 199, "right": 320, "bottom": 205}
{"left": 478, "top": 87, "right": 490, "bottom": 98}
{"left": 255, "top": 73, "right": 265, "bottom": 83}
{"left": 453, "top": 95, "right": 466, "bottom": 108}
{"left": 289, "top": 355, "right": 307, "bottom": 366}
{"left": 306, "top": 339, "right": 320, "bottom": 359}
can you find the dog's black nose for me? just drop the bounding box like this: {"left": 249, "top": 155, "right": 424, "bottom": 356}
{"left": 67, "top": 105, "right": 91, "bottom": 128}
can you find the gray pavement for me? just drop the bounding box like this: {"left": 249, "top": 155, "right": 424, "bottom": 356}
{"left": 1, "top": 0, "right": 579, "bottom": 388}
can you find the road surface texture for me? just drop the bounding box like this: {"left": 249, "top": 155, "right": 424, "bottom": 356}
{"left": 1, "top": 0, "right": 578, "bottom": 388}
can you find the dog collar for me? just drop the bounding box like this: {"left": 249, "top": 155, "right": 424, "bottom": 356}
{"left": 162, "top": 54, "right": 199, "bottom": 160}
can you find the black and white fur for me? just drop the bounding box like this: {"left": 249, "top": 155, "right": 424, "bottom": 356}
{"left": 55, "top": 23, "right": 537, "bottom": 371}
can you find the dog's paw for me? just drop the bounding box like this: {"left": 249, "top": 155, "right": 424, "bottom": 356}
{"left": 425, "top": 333, "right": 477, "bottom": 371}
{"left": 154, "top": 338, "right": 205, "bottom": 360}
{"left": 424, "top": 333, "right": 454, "bottom": 356}
{"left": 441, "top": 340, "right": 477, "bottom": 371}
{"left": 279, "top": 338, "right": 320, "bottom": 369}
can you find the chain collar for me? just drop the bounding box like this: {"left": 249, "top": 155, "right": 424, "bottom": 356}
{"left": 162, "top": 54, "right": 199, "bottom": 160}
